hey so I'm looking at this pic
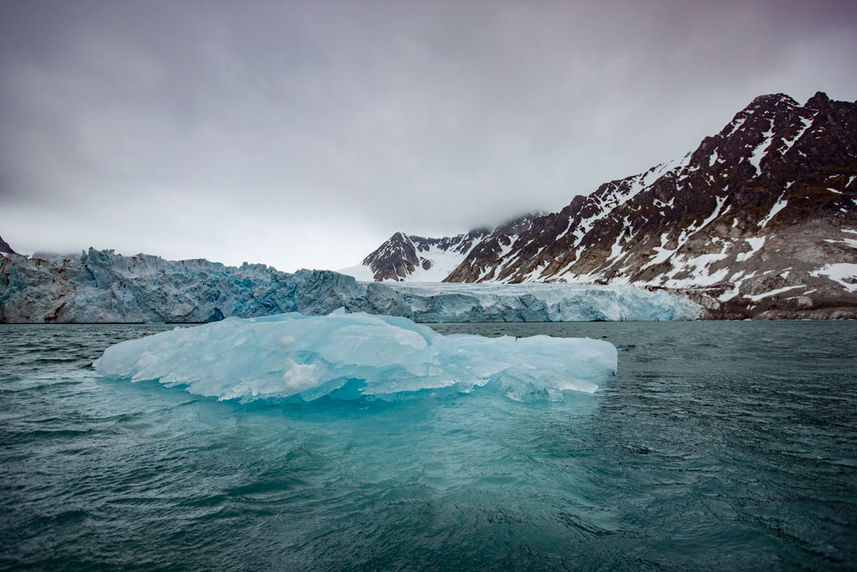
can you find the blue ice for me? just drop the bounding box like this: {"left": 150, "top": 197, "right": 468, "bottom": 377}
{"left": 93, "top": 312, "right": 617, "bottom": 402}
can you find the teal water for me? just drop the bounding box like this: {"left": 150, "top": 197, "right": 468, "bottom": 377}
{"left": 1, "top": 321, "right": 855, "bottom": 570}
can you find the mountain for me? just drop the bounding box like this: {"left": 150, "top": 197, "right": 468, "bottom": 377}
{"left": 346, "top": 92, "right": 857, "bottom": 319}
{"left": 0, "top": 235, "right": 14, "bottom": 254}
{"left": 343, "top": 215, "right": 542, "bottom": 282}
{"left": 341, "top": 229, "right": 489, "bottom": 282}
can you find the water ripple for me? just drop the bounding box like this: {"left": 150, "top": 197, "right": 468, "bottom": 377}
{"left": 0, "top": 321, "right": 855, "bottom": 569}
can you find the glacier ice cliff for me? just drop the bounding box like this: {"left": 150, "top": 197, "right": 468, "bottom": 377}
{"left": 0, "top": 249, "right": 361, "bottom": 323}
{"left": 93, "top": 312, "right": 618, "bottom": 401}
{"left": 0, "top": 249, "right": 700, "bottom": 323}
{"left": 386, "top": 282, "right": 701, "bottom": 322}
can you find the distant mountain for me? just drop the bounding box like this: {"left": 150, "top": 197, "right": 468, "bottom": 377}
{"left": 0, "top": 235, "right": 14, "bottom": 255}
{"left": 345, "top": 92, "right": 857, "bottom": 318}
{"left": 341, "top": 229, "right": 489, "bottom": 282}
{"left": 342, "top": 215, "right": 541, "bottom": 282}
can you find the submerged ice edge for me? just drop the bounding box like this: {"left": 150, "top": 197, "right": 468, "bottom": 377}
{"left": 93, "top": 312, "right": 618, "bottom": 403}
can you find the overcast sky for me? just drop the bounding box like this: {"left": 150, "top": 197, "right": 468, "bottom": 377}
{"left": 2, "top": 0, "right": 856, "bottom": 271}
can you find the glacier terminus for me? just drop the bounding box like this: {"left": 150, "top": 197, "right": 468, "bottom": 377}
{"left": 0, "top": 248, "right": 699, "bottom": 323}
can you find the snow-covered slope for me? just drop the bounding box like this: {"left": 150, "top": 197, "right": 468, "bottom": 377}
{"left": 339, "top": 233, "right": 481, "bottom": 282}
{"left": 352, "top": 92, "right": 857, "bottom": 319}
{"left": 0, "top": 248, "right": 697, "bottom": 322}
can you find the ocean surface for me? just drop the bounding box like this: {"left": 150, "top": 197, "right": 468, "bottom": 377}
{"left": 1, "top": 321, "right": 855, "bottom": 570}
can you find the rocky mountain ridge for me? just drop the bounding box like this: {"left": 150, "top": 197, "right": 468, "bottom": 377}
{"left": 358, "top": 229, "right": 488, "bottom": 282}
{"left": 347, "top": 92, "right": 857, "bottom": 319}
{"left": 0, "top": 235, "right": 14, "bottom": 255}
{"left": 349, "top": 214, "right": 544, "bottom": 282}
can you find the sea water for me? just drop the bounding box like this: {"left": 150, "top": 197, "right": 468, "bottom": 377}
{"left": 1, "top": 321, "right": 855, "bottom": 570}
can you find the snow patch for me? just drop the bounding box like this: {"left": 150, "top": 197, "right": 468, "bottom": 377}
{"left": 780, "top": 115, "right": 815, "bottom": 152}
{"left": 736, "top": 236, "right": 765, "bottom": 262}
{"left": 408, "top": 243, "right": 479, "bottom": 282}
{"left": 825, "top": 238, "right": 857, "bottom": 249}
{"left": 746, "top": 285, "right": 804, "bottom": 302}
{"left": 641, "top": 196, "right": 727, "bottom": 271}
{"left": 723, "top": 115, "right": 747, "bottom": 138}
{"left": 556, "top": 220, "right": 574, "bottom": 240}
{"left": 759, "top": 194, "right": 788, "bottom": 228}
{"left": 810, "top": 263, "right": 857, "bottom": 293}
{"left": 748, "top": 123, "right": 775, "bottom": 175}
{"left": 708, "top": 148, "right": 719, "bottom": 167}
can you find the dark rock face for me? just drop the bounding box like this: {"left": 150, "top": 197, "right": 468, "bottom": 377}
{"left": 359, "top": 92, "right": 857, "bottom": 318}
{"left": 0, "top": 236, "right": 15, "bottom": 254}
{"left": 362, "top": 232, "right": 420, "bottom": 281}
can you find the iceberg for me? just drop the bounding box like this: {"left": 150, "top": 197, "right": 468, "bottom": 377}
{"left": 93, "top": 312, "right": 617, "bottom": 402}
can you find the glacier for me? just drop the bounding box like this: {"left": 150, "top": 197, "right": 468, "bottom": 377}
{"left": 0, "top": 249, "right": 365, "bottom": 323}
{"left": 386, "top": 282, "right": 701, "bottom": 322}
{"left": 0, "top": 249, "right": 700, "bottom": 323}
{"left": 93, "top": 312, "right": 618, "bottom": 401}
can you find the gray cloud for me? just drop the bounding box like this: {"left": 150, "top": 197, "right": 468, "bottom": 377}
{"left": 2, "top": 0, "right": 856, "bottom": 271}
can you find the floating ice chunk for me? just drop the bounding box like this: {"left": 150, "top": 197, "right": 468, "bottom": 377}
{"left": 93, "top": 313, "right": 617, "bottom": 402}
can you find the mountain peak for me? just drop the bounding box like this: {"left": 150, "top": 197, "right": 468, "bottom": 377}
{"left": 0, "top": 235, "right": 15, "bottom": 255}
{"left": 747, "top": 93, "right": 799, "bottom": 110}
{"left": 727, "top": 93, "right": 800, "bottom": 130}
{"left": 805, "top": 91, "right": 831, "bottom": 109}
{"left": 389, "top": 231, "right": 412, "bottom": 244}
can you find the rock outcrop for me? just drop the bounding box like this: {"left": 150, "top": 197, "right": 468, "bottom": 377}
{"left": 0, "top": 235, "right": 15, "bottom": 255}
